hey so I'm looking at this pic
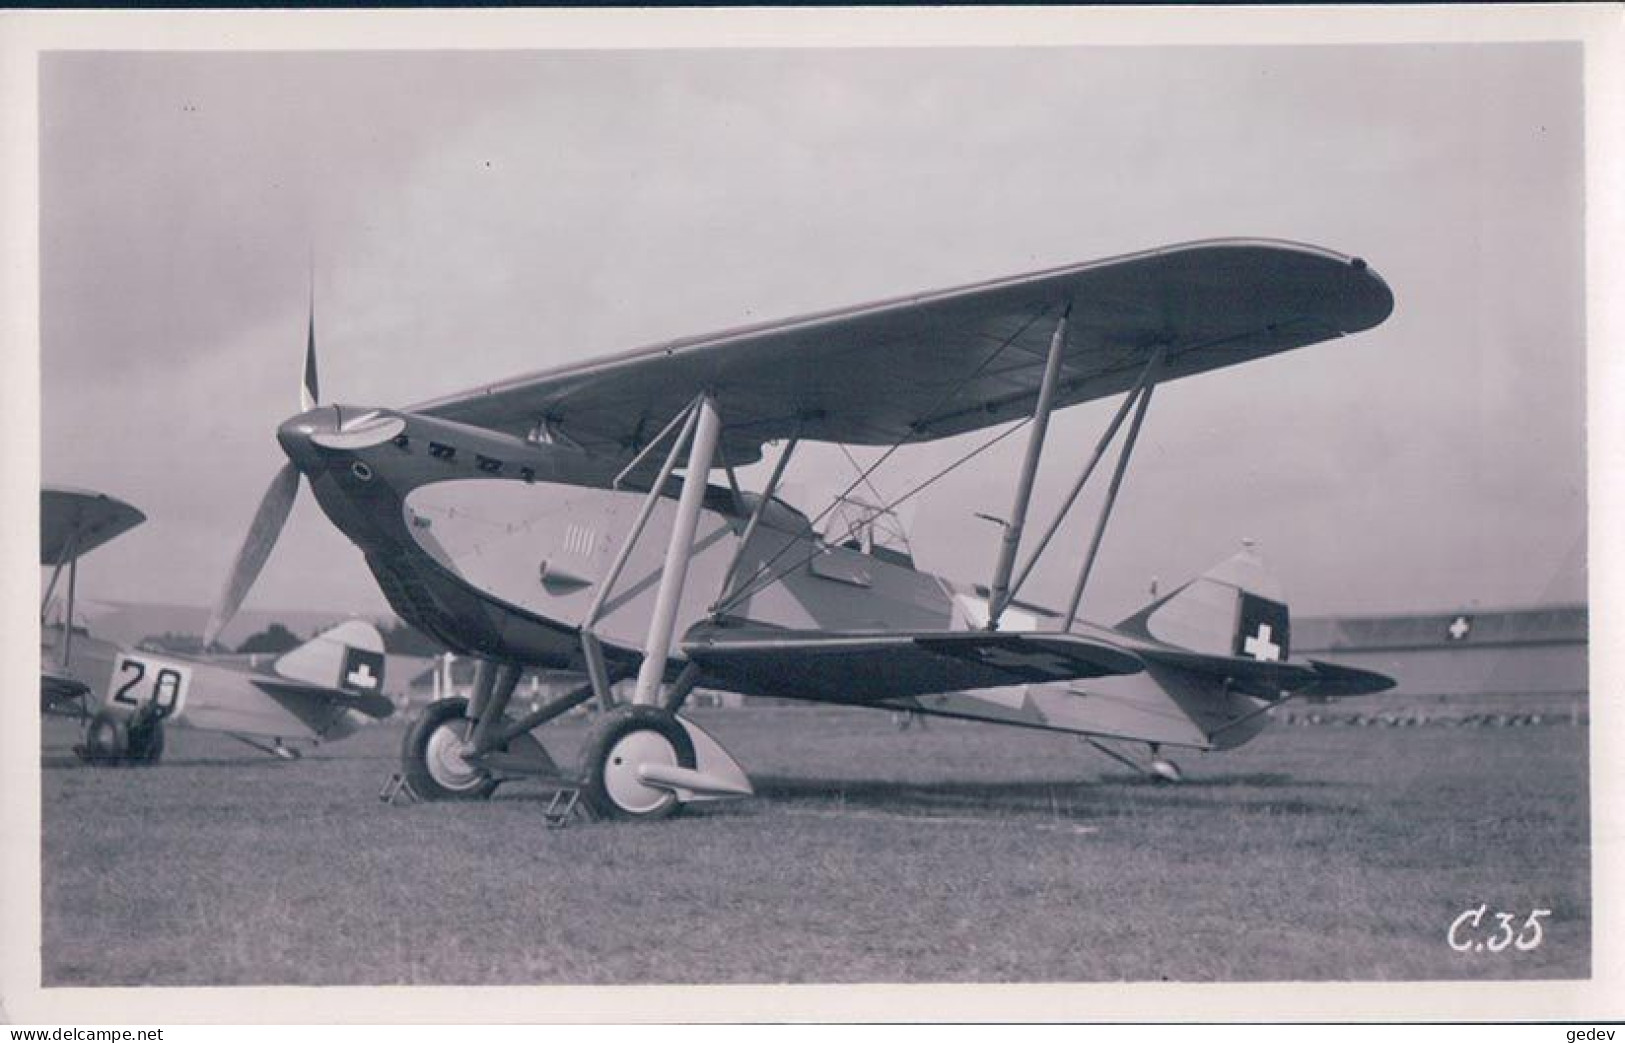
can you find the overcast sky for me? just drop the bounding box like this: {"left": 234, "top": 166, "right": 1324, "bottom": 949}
{"left": 38, "top": 43, "right": 1586, "bottom": 625}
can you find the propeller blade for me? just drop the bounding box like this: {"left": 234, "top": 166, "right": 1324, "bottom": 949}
{"left": 204, "top": 461, "right": 302, "bottom": 649}
{"left": 300, "top": 302, "right": 320, "bottom": 411}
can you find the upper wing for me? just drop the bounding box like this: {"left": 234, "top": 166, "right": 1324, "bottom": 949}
{"left": 681, "top": 624, "right": 1144, "bottom": 703}
{"left": 415, "top": 239, "right": 1392, "bottom": 466}
{"left": 41, "top": 486, "right": 146, "bottom": 565}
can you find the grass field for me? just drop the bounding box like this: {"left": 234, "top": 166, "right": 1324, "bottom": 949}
{"left": 39, "top": 706, "right": 1589, "bottom": 985}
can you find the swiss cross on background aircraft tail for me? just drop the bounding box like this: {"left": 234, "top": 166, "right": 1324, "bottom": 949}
{"left": 339, "top": 647, "right": 385, "bottom": 692}
{"left": 272, "top": 619, "right": 387, "bottom": 691}
{"left": 1116, "top": 544, "right": 1292, "bottom": 662}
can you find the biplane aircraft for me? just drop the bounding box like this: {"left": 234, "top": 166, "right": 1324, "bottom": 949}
{"left": 208, "top": 238, "right": 1396, "bottom": 819}
{"left": 41, "top": 486, "right": 394, "bottom": 763}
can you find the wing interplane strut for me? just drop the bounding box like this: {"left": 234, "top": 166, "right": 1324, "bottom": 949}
{"left": 1001, "top": 348, "right": 1160, "bottom": 612}
{"left": 631, "top": 394, "right": 724, "bottom": 704}
{"left": 986, "top": 303, "right": 1072, "bottom": 630}
{"left": 1063, "top": 347, "right": 1162, "bottom": 629}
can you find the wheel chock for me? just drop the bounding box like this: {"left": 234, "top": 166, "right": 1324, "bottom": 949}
{"left": 544, "top": 786, "right": 590, "bottom": 828}
{"left": 379, "top": 772, "right": 420, "bottom": 806}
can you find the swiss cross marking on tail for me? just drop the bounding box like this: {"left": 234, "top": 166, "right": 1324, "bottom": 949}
{"left": 1243, "top": 624, "right": 1281, "bottom": 662}
{"left": 341, "top": 647, "right": 385, "bottom": 692}
{"left": 1235, "top": 592, "right": 1291, "bottom": 662}
{"left": 1447, "top": 615, "right": 1472, "bottom": 641}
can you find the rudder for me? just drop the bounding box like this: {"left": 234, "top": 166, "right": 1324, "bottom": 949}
{"left": 1117, "top": 544, "right": 1291, "bottom": 663}
{"left": 272, "top": 619, "right": 388, "bottom": 695}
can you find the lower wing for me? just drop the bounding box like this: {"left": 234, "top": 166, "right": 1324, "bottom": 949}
{"left": 250, "top": 678, "right": 396, "bottom": 720}
{"left": 680, "top": 624, "right": 1144, "bottom": 703}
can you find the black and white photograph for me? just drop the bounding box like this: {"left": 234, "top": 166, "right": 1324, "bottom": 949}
{"left": 3, "top": 5, "right": 1620, "bottom": 1026}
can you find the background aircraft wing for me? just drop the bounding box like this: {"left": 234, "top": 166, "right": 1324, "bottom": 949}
{"left": 414, "top": 238, "right": 1392, "bottom": 467}
{"left": 40, "top": 669, "right": 92, "bottom": 713}
{"left": 41, "top": 486, "right": 146, "bottom": 565}
{"left": 681, "top": 624, "right": 1144, "bottom": 702}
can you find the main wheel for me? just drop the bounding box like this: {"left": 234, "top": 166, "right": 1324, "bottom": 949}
{"left": 402, "top": 697, "right": 499, "bottom": 800}
{"left": 125, "top": 709, "right": 165, "bottom": 764}
{"left": 79, "top": 710, "right": 128, "bottom": 764}
{"left": 580, "top": 706, "right": 696, "bottom": 821}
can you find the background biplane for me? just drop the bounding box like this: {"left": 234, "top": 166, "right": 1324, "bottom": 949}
{"left": 41, "top": 486, "right": 394, "bottom": 763}
{"left": 209, "top": 238, "right": 1396, "bottom": 818}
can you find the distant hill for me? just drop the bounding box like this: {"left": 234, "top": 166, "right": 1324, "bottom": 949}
{"left": 68, "top": 600, "right": 391, "bottom": 651}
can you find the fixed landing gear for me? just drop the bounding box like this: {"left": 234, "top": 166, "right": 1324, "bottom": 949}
{"left": 395, "top": 685, "right": 752, "bottom": 820}
{"left": 580, "top": 706, "right": 696, "bottom": 821}
{"left": 402, "top": 697, "right": 500, "bottom": 801}
{"left": 77, "top": 706, "right": 165, "bottom": 765}
{"left": 395, "top": 651, "right": 752, "bottom": 818}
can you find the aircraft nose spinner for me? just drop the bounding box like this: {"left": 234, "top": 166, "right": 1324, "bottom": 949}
{"left": 279, "top": 406, "right": 409, "bottom": 470}
{"left": 275, "top": 405, "right": 340, "bottom": 472}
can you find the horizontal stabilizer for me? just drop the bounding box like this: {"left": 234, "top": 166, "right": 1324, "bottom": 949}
{"left": 1131, "top": 645, "right": 1394, "bottom": 700}
{"left": 1302, "top": 659, "right": 1396, "bottom": 697}
{"left": 1132, "top": 645, "right": 1319, "bottom": 698}
{"left": 250, "top": 677, "right": 396, "bottom": 720}
{"left": 682, "top": 623, "right": 1143, "bottom": 703}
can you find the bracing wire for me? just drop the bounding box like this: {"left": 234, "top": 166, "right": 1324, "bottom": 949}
{"left": 714, "top": 414, "right": 1032, "bottom": 614}
{"left": 712, "top": 305, "right": 1055, "bottom": 613}
{"left": 837, "top": 442, "right": 891, "bottom": 511}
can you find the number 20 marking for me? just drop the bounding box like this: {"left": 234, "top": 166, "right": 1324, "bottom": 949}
{"left": 111, "top": 655, "right": 190, "bottom": 718}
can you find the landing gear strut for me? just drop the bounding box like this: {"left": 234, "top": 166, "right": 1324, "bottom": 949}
{"left": 394, "top": 395, "right": 750, "bottom": 819}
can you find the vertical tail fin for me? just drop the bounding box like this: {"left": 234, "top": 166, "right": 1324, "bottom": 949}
{"left": 1116, "top": 544, "right": 1291, "bottom": 662}
{"left": 272, "top": 619, "right": 387, "bottom": 693}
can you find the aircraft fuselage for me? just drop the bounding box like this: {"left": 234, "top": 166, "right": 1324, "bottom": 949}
{"left": 280, "top": 404, "right": 952, "bottom": 667}
{"left": 279, "top": 404, "right": 1273, "bottom": 750}
{"left": 42, "top": 626, "right": 372, "bottom": 743}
